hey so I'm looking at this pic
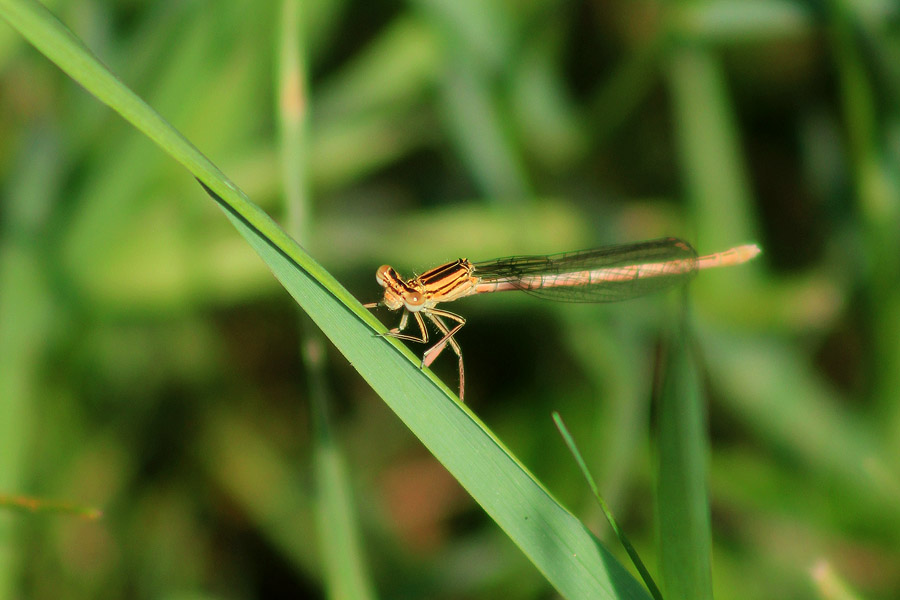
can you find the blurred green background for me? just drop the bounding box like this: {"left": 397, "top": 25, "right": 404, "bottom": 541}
{"left": 2, "top": 0, "right": 899, "bottom": 598}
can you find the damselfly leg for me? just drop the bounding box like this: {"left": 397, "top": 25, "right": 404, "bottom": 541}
{"left": 420, "top": 309, "right": 466, "bottom": 401}
{"left": 364, "top": 301, "right": 468, "bottom": 401}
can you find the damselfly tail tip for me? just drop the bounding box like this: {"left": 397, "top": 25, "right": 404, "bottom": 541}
{"left": 734, "top": 243, "right": 762, "bottom": 264}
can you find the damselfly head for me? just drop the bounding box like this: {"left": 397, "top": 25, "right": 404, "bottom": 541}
{"left": 375, "top": 265, "right": 408, "bottom": 311}
{"left": 375, "top": 265, "right": 397, "bottom": 287}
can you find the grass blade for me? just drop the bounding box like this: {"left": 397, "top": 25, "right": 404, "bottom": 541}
{"left": 0, "top": 132, "right": 57, "bottom": 597}
{"left": 553, "top": 413, "right": 663, "bottom": 600}
{"left": 278, "top": 1, "right": 376, "bottom": 597}
{"left": 656, "top": 301, "right": 713, "bottom": 600}
{"left": 0, "top": 0, "right": 652, "bottom": 596}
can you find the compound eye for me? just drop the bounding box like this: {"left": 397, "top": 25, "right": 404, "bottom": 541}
{"left": 375, "top": 265, "right": 393, "bottom": 286}
{"left": 405, "top": 291, "right": 425, "bottom": 307}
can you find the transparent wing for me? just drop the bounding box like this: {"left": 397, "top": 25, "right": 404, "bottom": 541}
{"left": 471, "top": 237, "right": 699, "bottom": 303}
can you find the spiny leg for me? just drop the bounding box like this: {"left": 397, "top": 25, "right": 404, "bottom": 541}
{"left": 364, "top": 300, "right": 426, "bottom": 341}
{"left": 421, "top": 309, "right": 466, "bottom": 367}
{"left": 372, "top": 308, "right": 431, "bottom": 345}
{"left": 423, "top": 309, "right": 466, "bottom": 401}
{"left": 366, "top": 303, "right": 467, "bottom": 400}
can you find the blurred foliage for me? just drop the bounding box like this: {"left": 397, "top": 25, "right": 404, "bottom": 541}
{"left": 1, "top": 0, "right": 900, "bottom": 598}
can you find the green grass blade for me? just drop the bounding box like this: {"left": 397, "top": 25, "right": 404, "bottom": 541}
{"left": 666, "top": 45, "right": 757, "bottom": 250}
{"left": 656, "top": 302, "right": 713, "bottom": 600}
{"left": 825, "top": 0, "right": 900, "bottom": 422}
{"left": 553, "top": 413, "right": 663, "bottom": 600}
{"left": 197, "top": 183, "right": 649, "bottom": 600}
{"left": 0, "top": 133, "right": 56, "bottom": 598}
{"left": 0, "top": 0, "right": 652, "bottom": 596}
{"left": 278, "top": 1, "right": 376, "bottom": 597}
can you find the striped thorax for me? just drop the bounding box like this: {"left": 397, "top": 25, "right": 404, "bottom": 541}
{"left": 375, "top": 259, "right": 478, "bottom": 313}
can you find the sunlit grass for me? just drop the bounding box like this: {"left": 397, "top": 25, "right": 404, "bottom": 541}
{"left": 1, "top": 0, "right": 898, "bottom": 598}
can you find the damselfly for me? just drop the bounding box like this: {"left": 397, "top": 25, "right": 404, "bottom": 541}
{"left": 364, "top": 237, "right": 760, "bottom": 400}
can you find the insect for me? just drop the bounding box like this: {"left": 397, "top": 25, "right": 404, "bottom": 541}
{"left": 365, "top": 237, "right": 760, "bottom": 400}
